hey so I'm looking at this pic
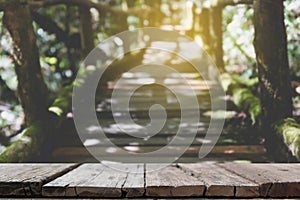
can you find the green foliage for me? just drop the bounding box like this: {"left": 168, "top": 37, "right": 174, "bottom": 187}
{"left": 49, "top": 84, "right": 73, "bottom": 116}
{"left": 223, "top": 5, "right": 256, "bottom": 71}
{"left": 34, "top": 6, "right": 81, "bottom": 89}
{"left": 274, "top": 118, "right": 300, "bottom": 160}
{"left": 220, "top": 73, "right": 237, "bottom": 92}
{"left": 0, "top": 105, "right": 23, "bottom": 136}
{"left": 220, "top": 73, "right": 258, "bottom": 93}
{"left": 223, "top": 2, "right": 300, "bottom": 78}
{"left": 220, "top": 73, "right": 261, "bottom": 124}
{"left": 238, "top": 77, "right": 258, "bottom": 89}
{"left": 284, "top": 0, "right": 300, "bottom": 76}
{"left": 1, "top": 0, "right": 300, "bottom": 159}
{"left": 232, "top": 88, "right": 261, "bottom": 124}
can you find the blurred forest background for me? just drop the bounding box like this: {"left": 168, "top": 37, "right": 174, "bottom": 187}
{"left": 0, "top": 0, "right": 300, "bottom": 162}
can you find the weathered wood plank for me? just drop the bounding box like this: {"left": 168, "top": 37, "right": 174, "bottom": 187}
{"left": 122, "top": 164, "right": 144, "bottom": 197}
{"left": 179, "top": 163, "right": 259, "bottom": 197}
{"left": 74, "top": 165, "right": 127, "bottom": 197}
{"left": 219, "top": 163, "right": 274, "bottom": 197}
{"left": 146, "top": 164, "right": 205, "bottom": 197}
{"left": 43, "top": 164, "right": 105, "bottom": 197}
{"left": 0, "top": 164, "right": 78, "bottom": 196}
{"left": 219, "top": 163, "right": 300, "bottom": 197}
{"left": 52, "top": 145, "right": 266, "bottom": 158}
{"left": 265, "top": 164, "right": 300, "bottom": 197}
{"left": 43, "top": 164, "right": 144, "bottom": 198}
{"left": 0, "top": 164, "right": 300, "bottom": 198}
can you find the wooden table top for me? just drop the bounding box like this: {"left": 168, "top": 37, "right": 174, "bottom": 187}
{"left": 0, "top": 163, "right": 300, "bottom": 198}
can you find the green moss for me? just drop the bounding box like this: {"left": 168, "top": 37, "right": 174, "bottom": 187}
{"left": 0, "top": 120, "right": 53, "bottom": 162}
{"left": 0, "top": 83, "right": 73, "bottom": 162}
{"left": 49, "top": 84, "right": 73, "bottom": 116}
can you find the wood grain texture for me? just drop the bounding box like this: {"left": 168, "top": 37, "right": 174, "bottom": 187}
{"left": 146, "top": 164, "right": 205, "bottom": 197}
{"left": 43, "top": 163, "right": 144, "bottom": 198}
{"left": 43, "top": 164, "right": 104, "bottom": 197}
{"left": 0, "top": 163, "right": 299, "bottom": 198}
{"left": 121, "top": 164, "right": 145, "bottom": 197}
{"left": 0, "top": 164, "right": 78, "bottom": 196}
{"left": 179, "top": 163, "right": 259, "bottom": 197}
{"left": 219, "top": 163, "right": 300, "bottom": 197}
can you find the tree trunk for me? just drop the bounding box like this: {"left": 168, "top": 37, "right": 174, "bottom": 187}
{"left": 3, "top": 2, "right": 49, "bottom": 126}
{"left": 210, "top": 5, "right": 224, "bottom": 72}
{"left": 79, "top": 5, "right": 94, "bottom": 57}
{"left": 145, "top": 0, "right": 162, "bottom": 27}
{"left": 253, "top": 0, "right": 292, "bottom": 161}
{"left": 199, "top": 8, "right": 211, "bottom": 54}
{"left": 254, "top": 0, "right": 292, "bottom": 126}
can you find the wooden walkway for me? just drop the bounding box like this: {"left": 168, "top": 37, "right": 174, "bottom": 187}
{"left": 50, "top": 67, "right": 268, "bottom": 163}
{"left": 1, "top": 163, "right": 300, "bottom": 198}
{"left": 44, "top": 39, "right": 273, "bottom": 163}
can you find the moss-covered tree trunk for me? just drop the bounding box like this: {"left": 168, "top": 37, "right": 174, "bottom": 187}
{"left": 254, "top": 0, "right": 292, "bottom": 161}
{"left": 254, "top": 0, "right": 292, "bottom": 127}
{"left": 3, "top": 1, "right": 49, "bottom": 126}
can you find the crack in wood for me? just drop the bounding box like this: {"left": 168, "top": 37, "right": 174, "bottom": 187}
{"left": 265, "top": 182, "right": 273, "bottom": 198}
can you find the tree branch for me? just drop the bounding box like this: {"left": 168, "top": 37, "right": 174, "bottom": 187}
{"left": 31, "top": 11, "right": 68, "bottom": 42}
{"left": 78, "top": 5, "right": 94, "bottom": 57}
{"left": 0, "top": 0, "right": 27, "bottom": 11}
{"left": 29, "top": 0, "right": 128, "bottom": 16}
{"left": 0, "top": 0, "right": 149, "bottom": 16}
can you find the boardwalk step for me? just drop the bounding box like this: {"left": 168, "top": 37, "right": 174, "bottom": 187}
{"left": 52, "top": 145, "right": 266, "bottom": 158}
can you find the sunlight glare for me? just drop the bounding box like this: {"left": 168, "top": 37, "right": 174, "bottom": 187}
{"left": 124, "top": 146, "right": 140, "bottom": 152}
{"left": 84, "top": 139, "right": 101, "bottom": 147}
